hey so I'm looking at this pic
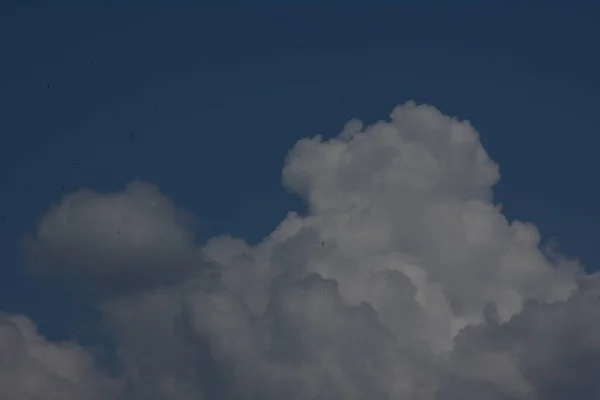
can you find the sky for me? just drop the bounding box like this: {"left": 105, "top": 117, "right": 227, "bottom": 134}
{"left": 1, "top": 2, "right": 600, "bottom": 400}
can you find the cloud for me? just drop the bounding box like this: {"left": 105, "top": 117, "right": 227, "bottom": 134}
{"left": 22, "top": 181, "right": 200, "bottom": 295}
{"left": 442, "top": 273, "right": 600, "bottom": 399}
{"left": 0, "top": 313, "right": 121, "bottom": 400}
{"left": 16, "top": 102, "right": 595, "bottom": 399}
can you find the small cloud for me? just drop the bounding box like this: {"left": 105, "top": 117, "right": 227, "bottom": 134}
{"left": 23, "top": 181, "right": 201, "bottom": 296}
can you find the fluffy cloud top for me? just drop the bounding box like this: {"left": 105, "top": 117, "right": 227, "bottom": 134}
{"left": 9, "top": 102, "right": 596, "bottom": 400}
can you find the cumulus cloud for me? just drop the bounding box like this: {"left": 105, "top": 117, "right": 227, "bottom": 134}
{"left": 13, "top": 101, "right": 597, "bottom": 400}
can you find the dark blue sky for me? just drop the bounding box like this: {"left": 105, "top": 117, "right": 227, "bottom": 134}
{"left": 1, "top": 2, "right": 599, "bottom": 341}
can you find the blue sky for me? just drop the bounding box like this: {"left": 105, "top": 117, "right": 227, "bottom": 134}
{"left": 1, "top": 2, "right": 600, "bottom": 399}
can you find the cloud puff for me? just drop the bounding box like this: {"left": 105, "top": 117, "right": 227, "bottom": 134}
{"left": 16, "top": 102, "right": 594, "bottom": 400}
{"left": 0, "top": 313, "right": 121, "bottom": 400}
{"left": 23, "top": 181, "right": 200, "bottom": 295}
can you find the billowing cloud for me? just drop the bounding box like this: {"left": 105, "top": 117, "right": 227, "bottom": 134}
{"left": 15, "top": 102, "right": 597, "bottom": 400}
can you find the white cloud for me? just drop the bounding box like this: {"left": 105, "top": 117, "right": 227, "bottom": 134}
{"left": 16, "top": 102, "right": 595, "bottom": 400}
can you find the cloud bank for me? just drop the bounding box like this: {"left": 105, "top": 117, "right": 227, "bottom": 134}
{"left": 6, "top": 102, "right": 598, "bottom": 399}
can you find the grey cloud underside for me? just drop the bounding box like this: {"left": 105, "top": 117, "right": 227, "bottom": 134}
{"left": 7, "top": 102, "right": 598, "bottom": 400}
